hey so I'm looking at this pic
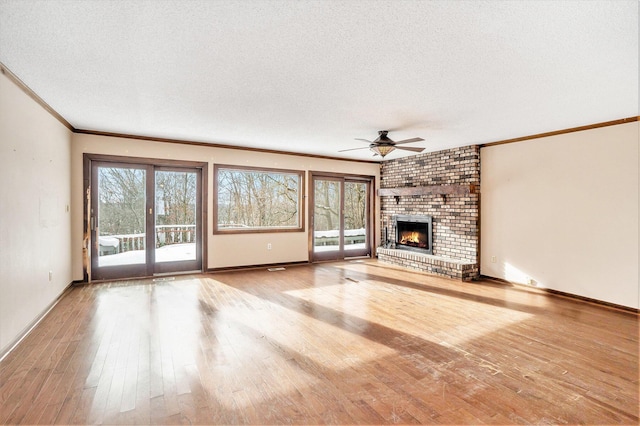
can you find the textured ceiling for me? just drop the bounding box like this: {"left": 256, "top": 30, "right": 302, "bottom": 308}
{"left": 0, "top": 0, "right": 637, "bottom": 161}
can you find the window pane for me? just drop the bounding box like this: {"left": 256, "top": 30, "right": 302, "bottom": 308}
{"left": 216, "top": 167, "right": 302, "bottom": 231}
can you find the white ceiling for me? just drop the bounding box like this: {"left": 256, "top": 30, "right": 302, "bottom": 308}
{"left": 0, "top": 0, "right": 638, "bottom": 161}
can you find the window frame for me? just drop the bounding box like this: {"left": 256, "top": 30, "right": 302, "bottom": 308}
{"left": 213, "top": 164, "right": 305, "bottom": 234}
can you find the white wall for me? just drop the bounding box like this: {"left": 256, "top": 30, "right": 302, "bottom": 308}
{"left": 481, "top": 122, "right": 639, "bottom": 309}
{"left": 70, "top": 134, "right": 380, "bottom": 278}
{"left": 0, "top": 71, "right": 73, "bottom": 353}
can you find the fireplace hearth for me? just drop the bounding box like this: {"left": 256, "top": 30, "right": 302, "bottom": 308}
{"left": 394, "top": 215, "right": 433, "bottom": 255}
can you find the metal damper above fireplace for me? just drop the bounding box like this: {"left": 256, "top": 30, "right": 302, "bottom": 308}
{"left": 394, "top": 215, "right": 433, "bottom": 255}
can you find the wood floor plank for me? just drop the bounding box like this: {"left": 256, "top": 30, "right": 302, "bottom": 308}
{"left": 53, "top": 389, "right": 83, "bottom": 425}
{"left": 0, "top": 261, "right": 637, "bottom": 424}
{"left": 2, "top": 366, "right": 54, "bottom": 424}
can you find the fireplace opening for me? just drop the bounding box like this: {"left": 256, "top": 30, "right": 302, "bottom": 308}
{"left": 394, "top": 215, "right": 433, "bottom": 255}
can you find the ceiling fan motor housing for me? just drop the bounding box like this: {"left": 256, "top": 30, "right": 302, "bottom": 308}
{"left": 376, "top": 130, "right": 391, "bottom": 142}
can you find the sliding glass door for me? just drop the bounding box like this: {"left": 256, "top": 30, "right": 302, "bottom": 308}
{"left": 311, "top": 174, "right": 372, "bottom": 261}
{"left": 89, "top": 158, "right": 203, "bottom": 281}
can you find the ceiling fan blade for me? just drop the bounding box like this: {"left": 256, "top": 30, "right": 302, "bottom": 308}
{"left": 393, "top": 137, "right": 425, "bottom": 145}
{"left": 354, "top": 138, "right": 373, "bottom": 143}
{"left": 396, "top": 146, "right": 425, "bottom": 152}
{"left": 338, "top": 146, "right": 370, "bottom": 152}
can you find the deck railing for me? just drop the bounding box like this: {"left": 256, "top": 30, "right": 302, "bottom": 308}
{"left": 155, "top": 224, "right": 196, "bottom": 246}
{"left": 99, "top": 224, "right": 196, "bottom": 255}
{"left": 313, "top": 228, "right": 366, "bottom": 246}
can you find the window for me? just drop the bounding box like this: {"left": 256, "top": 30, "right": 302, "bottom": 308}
{"left": 214, "top": 165, "right": 304, "bottom": 233}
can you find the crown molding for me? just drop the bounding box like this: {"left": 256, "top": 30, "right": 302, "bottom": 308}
{"left": 0, "top": 62, "right": 74, "bottom": 131}
{"left": 481, "top": 116, "right": 640, "bottom": 148}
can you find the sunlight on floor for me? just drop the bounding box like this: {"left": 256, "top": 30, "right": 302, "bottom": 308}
{"left": 324, "top": 262, "right": 537, "bottom": 347}
{"left": 85, "top": 274, "right": 541, "bottom": 413}
{"left": 204, "top": 278, "right": 397, "bottom": 410}
{"left": 504, "top": 261, "right": 546, "bottom": 289}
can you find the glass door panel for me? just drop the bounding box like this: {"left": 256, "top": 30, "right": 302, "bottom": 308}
{"left": 155, "top": 170, "right": 197, "bottom": 263}
{"left": 91, "top": 164, "right": 150, "bottom": 280}
{"left": 97, "top": 166, "right": 147, "bottom": 267}
{"left": 344, "top": 181, "right": 367, "bottom": 253}
{"left": 313, "top": 179, "right": 341, "bottom": 258}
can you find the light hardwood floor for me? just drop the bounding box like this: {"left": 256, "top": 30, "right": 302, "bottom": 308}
{"left": 0, "top": 260, "right": 638, "bottom": 425}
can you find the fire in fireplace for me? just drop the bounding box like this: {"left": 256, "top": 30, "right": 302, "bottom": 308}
{"left": 399, "top": 231, "right": 426, "bottom": 247}
{"left": 394, "top": 215, "right": 433, "bottom": 255}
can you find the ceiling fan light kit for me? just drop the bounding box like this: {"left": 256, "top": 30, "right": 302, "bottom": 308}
{"left": 370, "top": 144, "right": 395, "bottom": 157}
{"left": 340, "top": 130, "right": 426, "bottom": 158}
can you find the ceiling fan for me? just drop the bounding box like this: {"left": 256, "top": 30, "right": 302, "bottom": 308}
{"left": 340, "top": 130, "right": 425, "bottom": 158}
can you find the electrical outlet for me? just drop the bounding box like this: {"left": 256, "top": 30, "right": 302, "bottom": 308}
{"left": 48, "top": 271, "right": 53, "bottom": 282}
{"left": 267, "top": 243, "right": 272, "bottom": 250}
{"left": 490, "top": 256, "right": 497, "bottom": 263}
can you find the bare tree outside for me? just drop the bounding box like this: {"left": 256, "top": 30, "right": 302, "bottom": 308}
{"left": 344, "top": 182, "right": 366, "bottom": 230}
{"left": 314, "top": 180, "right": 340, "bottom": 232}
{"left": 217, "top": 168, "right": 301, "bottom": 229}
{"left": 97, "top": 167, "right": 198, "bottom": 263}
{"left": 313, "top": 180, "right": 366, "bottom": 232}
{"left": 155, "top": 171, "right": 196, "bottom": 228}
{"left": 313, "top": 179, "right": 367, "bottom": 251}
{"left": 98, "top": 167, "right": 146, "bottom": 235}
{"left": 156, "top": 170, "right": 197, "bottom": 248}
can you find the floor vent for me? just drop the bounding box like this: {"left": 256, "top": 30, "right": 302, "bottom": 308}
{"left": 152, "top": 276, "right": 176, "bottom": 282}
{"left": 268, "top": 267, "right": 286, "bottom": 272}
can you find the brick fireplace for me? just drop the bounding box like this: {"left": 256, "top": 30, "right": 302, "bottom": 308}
{"left": 377, "top": 145, "right": 480, "bottom": 280}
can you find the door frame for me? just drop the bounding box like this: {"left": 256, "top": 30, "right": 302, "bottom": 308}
{"left": 83, "top": 153, "right": 208, "bottom": 282}
{"left": 308, "top": 171, "right": 375, "bottom": 262}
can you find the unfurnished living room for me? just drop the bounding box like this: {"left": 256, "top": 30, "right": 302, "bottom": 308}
{"left": 0, "top": 1, "right": 638, "bottom": 425}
